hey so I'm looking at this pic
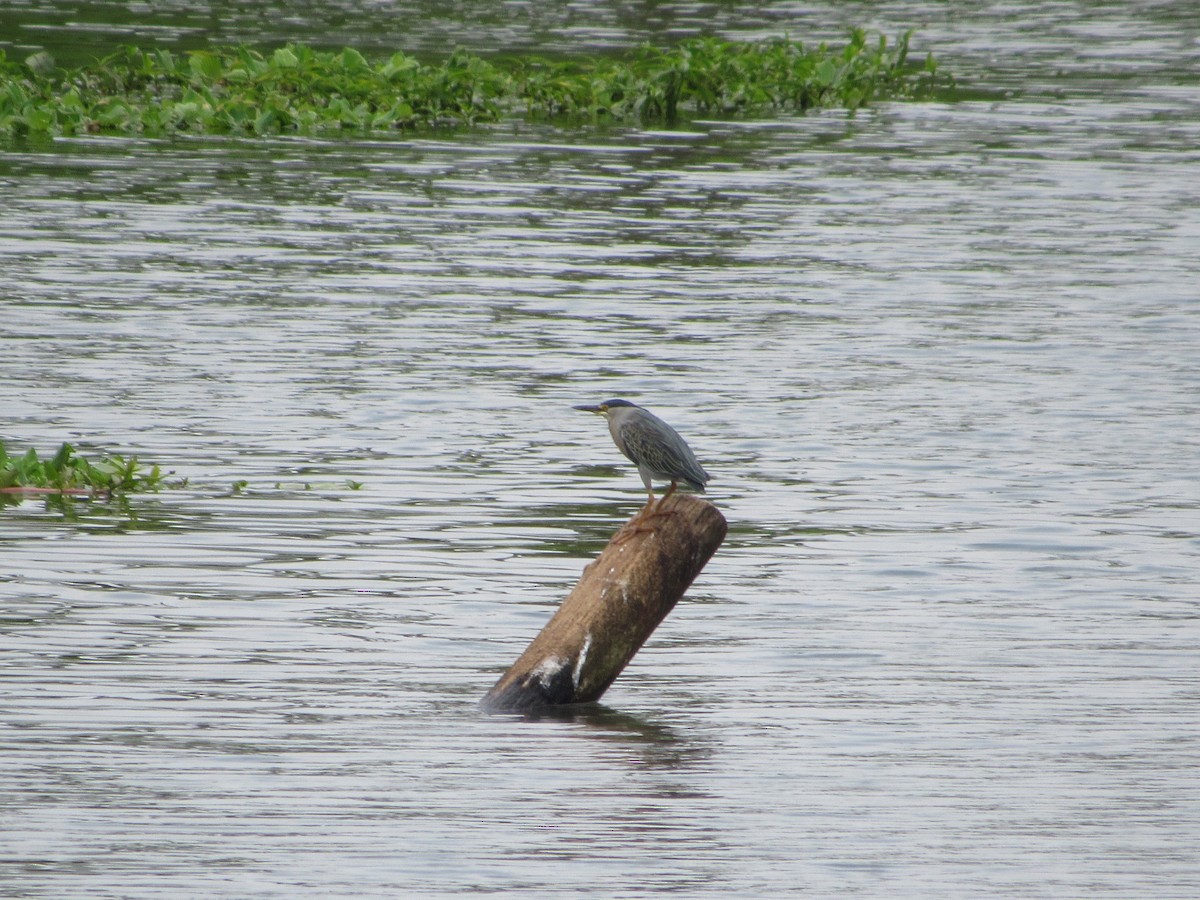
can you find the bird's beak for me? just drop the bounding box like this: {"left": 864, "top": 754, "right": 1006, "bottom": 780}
{"left": 573, "top": 404, "right": 604, "bottom": 414}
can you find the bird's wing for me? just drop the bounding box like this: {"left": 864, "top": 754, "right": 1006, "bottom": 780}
{"left": 616, "top": 419, "right": 665, "bottom": 469}
{"left": 618, "top": 418, "right": 707, "bottom": 487}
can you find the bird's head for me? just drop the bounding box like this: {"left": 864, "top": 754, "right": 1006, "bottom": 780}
{"left": 573, "top": 399, "right": 638, "bottom": 418}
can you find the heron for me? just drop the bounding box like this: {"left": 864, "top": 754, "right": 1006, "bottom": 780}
{"left": 573, "top": 399, "right": 710, "bottom": 515}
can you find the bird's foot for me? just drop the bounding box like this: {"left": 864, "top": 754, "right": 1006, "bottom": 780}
{"left": 644, "top": 499, "right": 678, "bottom": 522}
{"left": 612, "top": 502, "right": 658, "bottom": 543}
{"left": 613, "top": 499, "right": 676, "bottom": 543}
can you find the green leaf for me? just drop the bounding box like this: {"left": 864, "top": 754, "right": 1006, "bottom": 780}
{"left": 382, "top": 52, "right": 418, "bottom": 78}
{"left": 189, "top": 51, "right": 223, "bottom": 81}
{"left": 50, "top": 442, "right": 73, "bottom": 469}
{"left": 339, "top": 48, "right": 369, "bottom": 72}
{"left": 23, "top": 106, "right": 53, "bottom": 131}
{"left": 272, "top": 47, "right": 299, "bottom": 69}
{"left": 94, "top": 98, "right": 132, "bottom": 126}
{"left": 815, "top": 58, "right": 838, "bottom": 87}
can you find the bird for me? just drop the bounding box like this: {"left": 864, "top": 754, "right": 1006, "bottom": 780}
{"left": 573, "top": 399, "right": 710, "bottom": 514}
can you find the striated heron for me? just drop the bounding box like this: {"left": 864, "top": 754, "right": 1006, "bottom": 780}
{"left": 573, "top": 399, "right": 710, "bottom": 513}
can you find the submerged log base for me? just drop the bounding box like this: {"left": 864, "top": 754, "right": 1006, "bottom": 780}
{"left": 481, "top": 493, "right": 727, "bottom": 712}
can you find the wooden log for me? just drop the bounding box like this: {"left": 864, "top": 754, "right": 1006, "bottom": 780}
{"left": 481, "top": 492, "right": 727, "bottom": 711}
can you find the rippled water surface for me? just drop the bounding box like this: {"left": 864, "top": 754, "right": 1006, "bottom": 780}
{"left": 3, "top": 3, "right": 1199, "bottom": 897}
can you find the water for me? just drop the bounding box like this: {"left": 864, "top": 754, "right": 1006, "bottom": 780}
{"left": 3, "top": 2, "right": 1199, "bottom": 897}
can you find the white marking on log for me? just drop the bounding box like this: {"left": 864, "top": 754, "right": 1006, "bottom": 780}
{"left": 572, "top": 634, "right": 592, "bottom": 691}
{"left": 530, "top": 655, "right": 566, "bottom": 690}
{"left": 612, "top": 578, "right": 631, "bottom": 603}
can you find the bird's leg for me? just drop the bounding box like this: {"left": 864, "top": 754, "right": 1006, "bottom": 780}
{"left": 644, "top": 487, "right": 659, "bottom": 515}
{"left": 630, "top": 487, "right": 656, "bottom": 521}
{"left": 641, "top": 482, "right": 679, "bottom": 523}
{"left": 614, "top": 489, "right": 661, "bottom": 543}
{"left": 616, "top": 482, "right": 687, "bottom": 542}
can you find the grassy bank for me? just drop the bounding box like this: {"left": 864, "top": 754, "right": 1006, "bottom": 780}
{"left": 0, "top": 31, "right": 943, "bottom": 136}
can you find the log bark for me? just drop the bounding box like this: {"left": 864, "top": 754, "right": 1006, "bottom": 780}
{"left": 481, "top": 493, "right": 727, "bottom": 711}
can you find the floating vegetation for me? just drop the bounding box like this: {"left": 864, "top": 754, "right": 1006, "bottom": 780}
{"left": 230, "top": 478, "right": 364, "bottom": 493}
{"left": 0, "top": 441, "right": 365, "bottom": 504}
{"left": 517, "top": 31, "right": 942, "bottom": 124}
{"left": 0, "top": 441, "right": 169, "bottom": 496}
{"left": 0, "top": 31, "right": 944, "bottom": 137}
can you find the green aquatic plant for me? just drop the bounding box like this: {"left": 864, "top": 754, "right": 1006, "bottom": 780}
{"left": 0, "top": 441, "right": 168, "bottom": 495}
{"left": 0, "top": 32, "right": 945, "bottom": 137}
{"left": 230, "top": 478, "right": 363, "bottom": 493}
{"left": 0, "top": 442, "right": 363, "bottom": 500}
{"left": 517, "top": 30, "right": 939, "bottom": 122}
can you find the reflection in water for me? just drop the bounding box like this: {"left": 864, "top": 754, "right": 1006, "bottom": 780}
{"left": 487, "top": 702, "right": 712, "bottom": 771}
{"left": 0, "top": 491, "right": 185, "bottom": 531}
{"left": 2, "top": 1, "right": 1199, "bottom": 897}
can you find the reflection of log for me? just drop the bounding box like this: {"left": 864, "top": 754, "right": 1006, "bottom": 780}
{"left": 482, "top": 493, "right": 727, "bottom": 711}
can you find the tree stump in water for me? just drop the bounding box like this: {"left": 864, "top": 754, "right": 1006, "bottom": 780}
{"left": 481, "top": 493, "right": 727, "bottom": 711}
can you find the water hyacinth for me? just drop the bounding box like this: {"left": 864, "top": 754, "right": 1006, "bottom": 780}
{"left": 0, "top": 31, "right": 944, "bottom": 136}
{"left": 0, "top": 441, "right": 167, "bottom": 495}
